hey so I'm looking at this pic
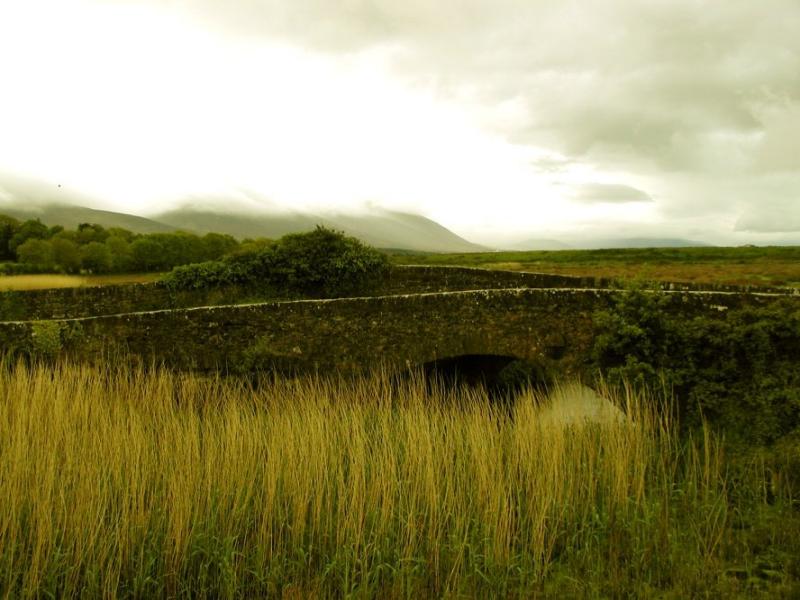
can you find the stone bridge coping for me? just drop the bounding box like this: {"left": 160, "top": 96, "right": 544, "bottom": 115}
{"left": 4, "top": 285, "right": 796, "bottom": 326}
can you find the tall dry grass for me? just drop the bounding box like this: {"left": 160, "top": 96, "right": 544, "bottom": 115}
{"left": 0, "top": 361, "right": 764, "bottom": 598}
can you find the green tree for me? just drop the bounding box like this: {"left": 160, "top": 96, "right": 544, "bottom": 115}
{"left": 105, "top": 235, "right": 132, "bottom": 272}
{"left": 200, "top": 232, "right": 239, "bottom": 262}
{"left": 75, "top": 223, "right": 109, "bottom": 245}
{"left": 9, "top": 219, "right": 49, "bottom": 256}
{"left": 130, "top": 238, "right": 165, "bottom": 271}
{"left": 15, "top": 238, "right": 55, "bottom": 269}
{"left": 0, "top": 214, "right": 20, "bottom": 261}
{"left": 52, "top": 229, "right": 78, "bottom": 243}
{"left": 51, "top": 237, "right": 82, "bottom": 273}
{"left": 106, "top": 227, "right": 136, "bottom": 242}
{"left": 80, "top": 241, "right": 112, "bottom": 273}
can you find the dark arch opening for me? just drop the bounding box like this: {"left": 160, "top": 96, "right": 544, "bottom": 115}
{"left": 421, "top": 354, "right": 550, "bottom": 406}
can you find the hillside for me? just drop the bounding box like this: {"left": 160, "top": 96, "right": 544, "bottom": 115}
{"left": 0, "top": 204, "right": 176, "bottom": 234}
{"left": 153, "top": 206, "right": 486, "bottom": 252}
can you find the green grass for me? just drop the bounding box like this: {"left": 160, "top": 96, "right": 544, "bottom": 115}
{"left": 0, "top": 361, "right": 798, "bottom": 598}
{"left": 391, "top": 246, "right": 800, "bottom": 288}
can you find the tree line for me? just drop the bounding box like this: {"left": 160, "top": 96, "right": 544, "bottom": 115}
{"left": 164, "top": 226, "right": 389, "bottom": 298}
{"left": 0, "top": 214, "right": 252, "bottom": 274}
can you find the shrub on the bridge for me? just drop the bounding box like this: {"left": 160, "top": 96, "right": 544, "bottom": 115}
{"left": 163, "top": 226, "right": 389, "bottom": 298}
{"left": 163, "top": 260, "right": 245, "bottom": 290}
{"left": 592, "top": 288, "right": 800, "bottom": 444}
{"left": 263, "top": 226, "right": 389, "bottom": 297}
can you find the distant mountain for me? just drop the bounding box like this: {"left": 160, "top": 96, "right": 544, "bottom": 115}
{"left": 503, "top": 238, "right": 573, "bottom": 251}
{"left": 0, "top": 173, "right": 176, "bottom": 233}
{"left": 153, "top": 206, "right": 486, "bottom": 253}
{"left": 0, "top": 173, "right": 485, "bottom": 251}
{"left": 152, "top": 207, "right": 316, "bottom": 239}
{"left": 0, "top": 204, "right": 176, "bottom": 234}
{"left": 498, "top": 236, "right": 711, "bottom": 251}
{"left": 569, "top": 237, "right": 712, "bottom": 249}
{"left": 322, "top": 210, "right": 486, "bottom": 253}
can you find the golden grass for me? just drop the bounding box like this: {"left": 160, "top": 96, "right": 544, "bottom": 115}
{"left": 0, "top": 273, "right": 162, "bottom": 291}
{"left": 0, "top": 362, "right": 791, "bottom": 597}
{"left": 484, "top": 260, "right": 800, "bottom": 288}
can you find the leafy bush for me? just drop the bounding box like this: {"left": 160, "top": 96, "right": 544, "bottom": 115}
{"left": 163, "top": 227, "right": 389, "bottom": 298}
{"left": 593, "top": 288, "right": 800, "bottom": 443}
{"left": 164, "top": 261, "right": 247, "bottom": 291}
{"left": 263, "top": 226, "right": 389, "bottom": 297}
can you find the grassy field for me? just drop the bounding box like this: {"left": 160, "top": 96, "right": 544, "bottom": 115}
{"left": 1, "top": 362, "right": 797, "bottom": 598}
{"left": 392, "top": 246, "right": 800, "bottom": 288}
{"left": 0, "top": 273, "right": 162, "bottom": 291}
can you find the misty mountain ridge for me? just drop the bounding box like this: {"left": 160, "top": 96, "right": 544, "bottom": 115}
{"left": 153, "top": 204, "right": 487, "bottom": 253}
{"left": 501, "top": 238, "right": 573, "bottom": 251}
{"left": 0, "top": 198, "right": 725, "bottom": 253}
{"left": 0, "top": 203, "right": 176, "bottom": 234}
{"left": 572, "top": 237, "right": 712, "bottom": 249}
{"left": 0, "top": 173, "right": 743, "bottom": 252}
{"left": 0, "top": 174, "right": 485, "bottom": 252}
{"left": 499, "top": 236, "right": 712, "bottom": 251}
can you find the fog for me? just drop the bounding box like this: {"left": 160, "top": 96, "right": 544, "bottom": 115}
{"left": 1, "top": 0, "right": 798, "bottom": 246}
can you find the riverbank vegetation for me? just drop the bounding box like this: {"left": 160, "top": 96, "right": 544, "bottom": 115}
{"left": 592, "top": 289, "right": 800, "bottom": 444}
{"left": 0, "top": 361, "right": 798, "bottom": 598}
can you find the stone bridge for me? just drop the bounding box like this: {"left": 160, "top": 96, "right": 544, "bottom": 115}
{"left": 1, "top": 270, "right": 795, "bottom": 381}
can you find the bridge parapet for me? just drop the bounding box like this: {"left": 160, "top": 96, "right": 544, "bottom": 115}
{"left": 1, "top": 286, "right": 794, "bottom": 377}
{"left": 2, "top": 265, "right": 795, "bottom": 322}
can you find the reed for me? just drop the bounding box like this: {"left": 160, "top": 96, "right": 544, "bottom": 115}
{"left": 0, "top": 361, "right": 792, "bottom": 597}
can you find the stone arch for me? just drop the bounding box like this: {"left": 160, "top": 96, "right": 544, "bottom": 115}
{"left": 419, "top": 354, "right": 552, "bottom": 404}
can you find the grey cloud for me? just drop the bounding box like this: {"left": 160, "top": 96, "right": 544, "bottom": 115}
{"left": 128, "top": 0, "right": 800, "bottom": 235}
{"left": 572, "top": 183, "right": 652, "bottom": 204}
{"left": 155, "top": 0, "right": 800, "bottom": 175}
{"left": 735, "top": 200, "right": 800, "bottom": 233}
{"left": 735, "top": 213, "right": 800, "bottom": 233}
{"left": 530, "top": 156, "right": 573, "bottom": 173}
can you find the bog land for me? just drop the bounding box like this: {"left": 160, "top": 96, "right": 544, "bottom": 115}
{"left": 391, "top": 245, "right": 800, "bottom": 288}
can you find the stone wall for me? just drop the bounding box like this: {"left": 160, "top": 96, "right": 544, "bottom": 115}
{"left": 0, "top": 267, "right": 605, "bottom": 322}
{"left": 384, "top": 266, "right": 799, "bottom": 296}
{"left": 380, "top": 267, "right": 615, "bottom": 294}
{"left": 0, "top": 281, "right": 270, "bottom": 322}
{"left": 1, "top": 287, "right": 790, "bottom": 378}
{"left": 3, "top": 265, "right": 793, "bottom": 322}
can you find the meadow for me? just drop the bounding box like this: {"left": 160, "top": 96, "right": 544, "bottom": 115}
{"left": 0, "top": 273, "right": 161, "bottom": 291}
{"left": 391, "top": 246, "right": 800, "bottom": 288}
{"left": 1, "top": 361, "right": 797, "bottom": 598}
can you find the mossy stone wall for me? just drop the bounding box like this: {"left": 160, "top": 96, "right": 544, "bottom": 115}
{"left": 3, "top": 265, "right": 792, "bottom": 323}
{"left": 1, "top": 287, "right": 791, "bottom": 377}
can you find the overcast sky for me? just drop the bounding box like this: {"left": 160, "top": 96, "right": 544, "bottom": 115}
{"left": 1, "top": 0, "right": 798, "bottom": 245}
